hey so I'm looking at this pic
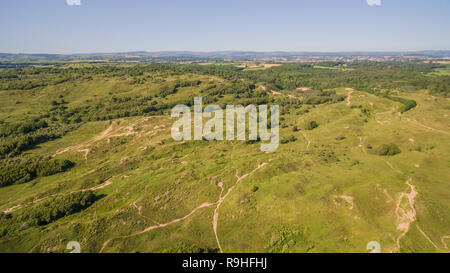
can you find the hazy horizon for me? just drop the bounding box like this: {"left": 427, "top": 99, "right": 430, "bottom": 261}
{"left": 2, "top": 49, "right": 450, "bottom": 55}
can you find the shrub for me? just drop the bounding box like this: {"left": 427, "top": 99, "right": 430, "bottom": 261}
{"left": 0, "top": 124, "right": 80, "bottom": 158}
{"left": 305, "top": 120, "right": 318, "bottom": 130}
{"left": 376, "top": 143, "right": 401, "bottom": 156}
{"left": 0, "top": 156, "right": 74, "bottom": 187}
{"left": 21, "top": 191, "right": 98, "bottom": 226}
{"left": 162, "top": 242, "right": 207, "bottom": 253}
{"left": 281, "top": 135, "right": 297, "bottom": 144}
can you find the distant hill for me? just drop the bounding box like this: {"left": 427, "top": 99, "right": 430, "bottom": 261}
{"left": 1, "top": 50, "right": 450, "bottom": 62}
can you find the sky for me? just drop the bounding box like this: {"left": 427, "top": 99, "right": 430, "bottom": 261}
{"left": 0, "top": 0, "right": 449, "bottom": 54}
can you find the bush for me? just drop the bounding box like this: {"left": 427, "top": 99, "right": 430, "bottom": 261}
{"left": 376, "top": 143, "right": 401, "bottom": 156}
{"left": 388, "top": 96, "right": 417, "bottom": 113}
{"left": 162, "top": 242, "right": 208, "bottom": 253}
{"left": 20, "top": 191, "right": 98, "bottom": 226}
{"left": 0, "top": 156, "right": 74, "bottom": 187}
{"left": 0, "top": 124, "right": 80, "bottom": 158}
{"left": 305, "top": 120, "right": 318, "bottom": 130}
{"left": 281, "top": 135, "right": 297, "bottom": 144}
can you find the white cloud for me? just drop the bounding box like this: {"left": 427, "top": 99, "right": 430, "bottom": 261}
{"left": 367, "top": 0, "right": 381, "bottom": 6}
{"left": 67, "top": 0, "right": 81, "bottom": 6}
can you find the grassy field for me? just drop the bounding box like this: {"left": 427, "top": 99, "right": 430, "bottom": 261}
{"left": 313, "top": 64, "right": 354, "bottom": 71}
{"left": 0, "top": 63, "right": 449, "bottom": 253}
{"left": 428, "top": 64, "right": 450, "bottom": 76}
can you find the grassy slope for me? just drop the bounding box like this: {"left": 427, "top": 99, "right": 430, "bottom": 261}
{"left": 0, "top": 73, "right": 449, "bottom": 253}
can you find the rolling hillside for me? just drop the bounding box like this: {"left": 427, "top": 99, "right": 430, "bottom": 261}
{"left": 0, "top": 62, "right": 449, "bottom": 253}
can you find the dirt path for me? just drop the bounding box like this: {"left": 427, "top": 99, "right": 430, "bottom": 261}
{"left": 358, "top": 136, "right": 366, "bottom": 154}
{"left": 137, "top": 203, "right": 213, "bottom": 235}
{"left": 384, "top": 160, "right": 403, "bottom": 175}
{"left": 100, "top": 202, "right": 213, "bottom": 252}
{"left": 441, "top": 236, "right": 450, "bottom": 249}
{"left": 345, "top": 88, "right": 353, "bottom": 106}
{"left": 372, "top": 102, "right": 449, "bottom": 136}
{"left": 213, "top": 182, "right": 225, "bottom": 252}
{"left": 394, "top": 177, "right": 418, "bottom": 252}
{"left": 95, "top": 122, "right": 114, "bottom": 141}
{"left": 3, "top": 204, "right": 22, "bottom": 214}
{"left": 52, "top": 119, "right": 143, "bottom": 159}
{"left": 99, "top": 157, "right": 230, "bottom": 252}
{"left": 300, "top": 131, "right": 311, "bottom": 151}
{"left": 416, "top": 224, "right": 440, "bottom": 250}
{"left": 387, "top": 163, "right": 447, "bottom": 253}
{"left": 78, "top": 149, "right": 89, "bottom": 161}
{"left": 3, "top": 192, "right": 61, "bottom": 214}
{"left": 374, "top": 108, "right": 396, "bottom": 125}
{"left": 51, "top": 115, "right": 165, "bottom": 161}
{"left": 260, "top": 85, "right": 300, "bottom": 100}
{"left": 376, "top": 184, "right": 393, "bottom": 203}
{"left": 212, "top": 162, "right": 268, "bottom": 253}
{"left": 132, "top": 201, "right": 160, "bottom": 225}
{"left": 332, "top": 195, "right": 355, "bottom": 210}
{"left": 296, "top": 87, "right": 311, "bottom": 91}
{"left": 87, "top": 178, "right": 113, "bottom": 191}
{"left": 2, "top": 176, "right": 115, "bottom": 214}
{"left": 52, "top": 122, "right": 114, "bottom": 158}
{"left": 403, "top": 118, "right": 450, "bottom": 136}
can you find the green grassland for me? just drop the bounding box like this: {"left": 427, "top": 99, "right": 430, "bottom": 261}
{"left": 0, "top": 62, "right": 449, "bottom": 253}
{"left": 313, "top": 64, "right": 354, "bottom": 71}
{"left": 428, "top": 64, "right": 450, "bottom": 76}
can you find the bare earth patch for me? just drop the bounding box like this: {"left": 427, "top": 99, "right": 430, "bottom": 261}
{"left": 332, "top": 195, "right": 355, "bottom": 210}
{"left": 394, "top": 178, "right": 418, "bottom": 252}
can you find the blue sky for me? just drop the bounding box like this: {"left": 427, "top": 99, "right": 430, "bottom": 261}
{"left": 0, "top": 0, "right": 449, "bottom": 53}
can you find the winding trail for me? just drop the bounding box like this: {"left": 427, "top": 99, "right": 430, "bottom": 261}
{"left": 358, "top": 136, "right": 366, "bottom": 154}
{"left": 100, "top": 162, "right": 269, "bottom": 253}
{"left": 300, "top": 131, "right": 311, "bottom": 151}
{"left": 78, "top": 149, "right": 89, "bottom": 161}
{"left": 394, "top": 177, "right": 418, "bottom": 252}
{"left": 52, "top": 119, "right": 146, "bottom": 159}
{"left": 100, "top": 202, "right": 213, "bottom": 252}
{"left": 371, "top": 100, "right": 449, "bottom": 137}
{"left": 4, "top": 117, "right": 166, "bottom": 213}
{"left": 52, "top": 122, "right": 114, "bottom": 158}
{"left": 345, "top": 88, "right": 353, "bottom": 106}
{"left": 3, "top": 204, "right": 22, "bottom": 214}
{"left": 2, "top": 177, "right": 114, "bottom": 214}
{"left": 403, "top": 118, "right": 450, "bottom": 136}
{"left": 212, "top": 162, "right": 268, "bottom": 253}
{"left": 88, "top": 178, "right": 113, "bottom": 191}
{"left": 132, "top": 201, "right": 160, "bottom": 225}
{"left": 374, "top": 107, "right": 396, "bottom": 125}
{"left": 137, "top": 203, "right": 213, "bottom": 235}
{"left": 259, "top": 85, "right": 301, "bottom": 100}
{"left": 357, "top": 96, "right": 448, "bottom": 252}
{"left": 385, "top": 161, "right": 447, "bottom": 253}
